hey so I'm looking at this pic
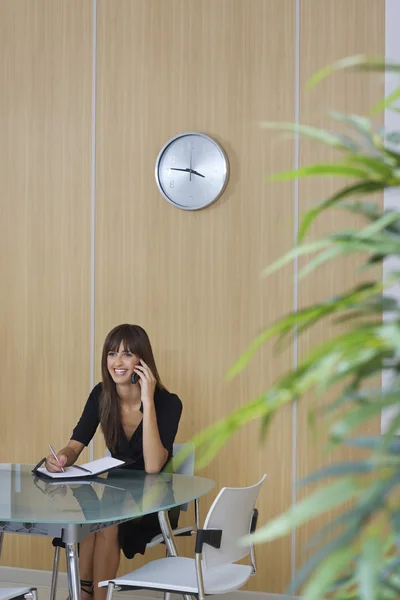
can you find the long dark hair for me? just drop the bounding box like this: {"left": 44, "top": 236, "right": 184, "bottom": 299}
{"left": 100, "top": 324, "right": 163, "bottom": 452}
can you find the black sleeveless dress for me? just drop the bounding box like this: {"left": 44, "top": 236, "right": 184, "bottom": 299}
{"left": 71, "top": 383, "right": 183, "bottom": 558}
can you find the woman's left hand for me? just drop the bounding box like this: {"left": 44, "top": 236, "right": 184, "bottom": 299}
{"left": 134, "top": 359, "right": 157, "bottom": 404}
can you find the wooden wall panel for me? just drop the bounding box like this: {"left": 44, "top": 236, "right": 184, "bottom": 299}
{"left": 296, "top": 0, "right": 385, "bottom": 570}
{"left": 0, "top": 0, "right": 92, "bottom": 570}
{"left": 95, "top": 0, "right": 295, "bottom": 592}
{"left": 0, "top": 0, "right": 385, "bottom": 589}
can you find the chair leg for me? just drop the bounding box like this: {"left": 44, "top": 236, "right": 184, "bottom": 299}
{"left": 106, "top": 582, "right": 115, "bottom": 600}
{"left": 250, "top": 542, "right": 257, "bottom": 575}
{"left": 0, "top": 532, "right": 4, "bottom": 559}
{"left": 158, "top": 511, "right": 192, "bottom": 600}
{"left": 50, "top": 545, "right": 60, "bottom": 600}
{"left": 163, "top": 544, "right": 171, "bottom": 600}
{"left": 194, "top": 499, "right": 200, "bottom": 530}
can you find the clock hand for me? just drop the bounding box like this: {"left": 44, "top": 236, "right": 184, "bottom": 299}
{"left": 170, "top": 167, "right": 205, "bottom": 178}
{"left": 191, "top": 169, "right": 205, "bottom": 178}
{"left": 189, "top": 149, "right": 192, "bottom": 182}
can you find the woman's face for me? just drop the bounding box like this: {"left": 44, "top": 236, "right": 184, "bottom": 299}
{"left": 107, "top": 341, "right": 140, "bottom": 385}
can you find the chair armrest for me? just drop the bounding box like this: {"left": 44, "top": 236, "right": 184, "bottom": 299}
{"left": 146, "top": 526, "right": 195, "bottom": 549}
{"left": 195, "top": 529, "right": 222, "bottom": 553}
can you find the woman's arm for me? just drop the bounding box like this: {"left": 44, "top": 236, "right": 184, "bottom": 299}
{"left": 142, "top": 402, "right": 169, "bottom": 473}
{"left": 134, "top": 360, "right": 181, "bottom": 474}
{"left": 45, "top": 384, "right": 101, "bottom": 472}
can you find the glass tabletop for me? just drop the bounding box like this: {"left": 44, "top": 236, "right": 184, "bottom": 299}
{"left": 0, "top": 464, "right": 214, "bottom": 524}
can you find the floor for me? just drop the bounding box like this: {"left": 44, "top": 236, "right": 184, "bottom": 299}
{"left": 0, "top": 580, "right": 67, "bottom": 600}
{"left": 0, "top": 579, "right": 297, "bottom": 600}
{"left": 0, "top": 579, "right": 155, "bottom": 600}
{"left": 0, "top": 569, "right": 297, "bottom": 600}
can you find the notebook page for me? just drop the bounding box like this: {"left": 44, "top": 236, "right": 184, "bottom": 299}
{"left": 36, "top": 466, "right": 92, "bottom": 478}
{"left": 81, "top": 457, "right": 125, "bottom": 474}
{"left": 36, "top": 457, "right": 124, "bottom": 478}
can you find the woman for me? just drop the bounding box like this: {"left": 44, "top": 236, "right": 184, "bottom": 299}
{"left": 46, "top": 324, "right": 183, "bottom": 600}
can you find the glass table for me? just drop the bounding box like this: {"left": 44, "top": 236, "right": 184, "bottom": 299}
{"left": 0, "top": 464, "right": 214, "bottom": 600}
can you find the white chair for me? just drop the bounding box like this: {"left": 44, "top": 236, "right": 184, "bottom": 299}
{"left": 99, "top": 474, "right": 266, "bottom": 600}
{"left": 49, "top": 443, "right": 196, "bottom": 600}
{"left": 0, "top": 589, "right": 37, "bottom": 600}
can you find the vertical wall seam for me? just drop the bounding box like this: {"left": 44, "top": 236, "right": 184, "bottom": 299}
{"left": 291, "top": 0, "right": 301, "bottom": 581}
{"left": 89, "top": 0, "right": 98, "bottom": 462}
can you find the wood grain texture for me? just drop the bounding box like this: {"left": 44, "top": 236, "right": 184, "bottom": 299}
{"left": 95, "top": 0, "right": 295, "bottom": 592}
{"left": 296, "top": 0, "right": 385, "bottom": 571}
{"left": 0, "top": 0, "right": 385, "bottom": 587}
{"left": 0, "top": 0, "right": 92, "bottom": 571}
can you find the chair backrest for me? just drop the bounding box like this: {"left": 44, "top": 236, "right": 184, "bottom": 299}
{"left": 201, "top": 474, "right": 266, "bottom": 571}
{"left": 172, "top": 442, "right": 195, "bottom": 512}
{"left": 104, "top": 442, "right": 195, "bottom": 511}
{"left": 172, "top": 442, "right": 195, "bottom": 476}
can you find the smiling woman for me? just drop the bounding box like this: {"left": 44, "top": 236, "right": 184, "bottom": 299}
{"left": 44, "top": 323, "right": 183, "bottom": 600}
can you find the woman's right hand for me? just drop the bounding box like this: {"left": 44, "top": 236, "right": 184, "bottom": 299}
{"left": 45, "top": 453, "right": 67, "bottom": 472}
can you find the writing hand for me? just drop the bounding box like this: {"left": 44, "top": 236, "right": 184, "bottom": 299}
{"left": 45, "top": 453, "right": 67, "bottom": 473}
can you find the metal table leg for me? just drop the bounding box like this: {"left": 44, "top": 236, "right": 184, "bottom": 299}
{"left": 63, "top": 525, "right": 81, "bottom": 600}
{"left": 50, "top": 545, "right": 60, "bottom": 600}
{"left": 66, "top": 543, "right": 80, "bottom": 600}
{"left": 158, "top": 510, "right": 192, "bottom": 600}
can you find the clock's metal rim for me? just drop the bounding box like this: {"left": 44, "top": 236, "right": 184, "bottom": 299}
{"left": 154, "top": 132, "right": 230, "bottom": 211}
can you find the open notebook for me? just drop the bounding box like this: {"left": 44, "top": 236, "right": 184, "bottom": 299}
{"left": 32, "top": 456, "right": 128, "bottom": 479}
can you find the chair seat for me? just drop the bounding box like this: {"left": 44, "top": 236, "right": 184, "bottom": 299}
{"left": 99, "top": 557, "right": 253, "bottom": 595}
{"left": 0, "top": 588, "right": 34, "bottom": 600}
{"left": 146, "top": 525, "right": 194, "bottom": 549}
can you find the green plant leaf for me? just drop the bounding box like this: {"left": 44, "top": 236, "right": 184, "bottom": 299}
{"left": 298, "top": 181, "right": 385, "bottom": 242}
{"left": 302, "top": 546, "right": 356, "bottom": 600}
{"left": 339, "top": 200, "right": 380, "bottom": 220}
{"left": 269, "top": 163, "right": 370, "bottom": 182}
{"left": 298, "top": 461, "right": 374, "bottom": 487}
{"left": 306, "top": 504, "right": 368, "bottom": 552}
{"left": 260, "top": 121, "right": 355, "bottom": 150}
{"left": 243, "top": 478, "right": 359, "bottom": 545}
{"left": 372, "top": 84, "right": 400, "bottom": 114}
{"left": 307, "top": 55, "right": 400, "bottom": 89}
{"left": 356, "top": 531, "right": 382, "bottom": 600}
{"left": 261, "top": 239, "right": 331, "bottom": 278}
{"left": 346, "top": 155, "right": 393, "bottom": 178}
{"left": 289, "top": 525, "right": 360, "bottom": 595}
{"left": 225, "top": 276, "right": 380, "bottom": 382}
{"left": 384, "top": 131, "right": 400, "bottom": 146}
{"left": 298, "top": 245, "right": 345, "bottom": 278}
{"left": 357, "top": 210, "right": 400, "bottom": 239}
{"left": 329, "top": 111, "right": 381, "bottom": 154}
{"left": 191, "top": 393, "right": 270, "bottom": 468}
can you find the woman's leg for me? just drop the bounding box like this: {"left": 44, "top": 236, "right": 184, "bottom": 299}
{"left": 78, "top": 533, "right": 97, "bottom": 598}
{"left": 92, "top": 525, "right": 121, "bottom": 600}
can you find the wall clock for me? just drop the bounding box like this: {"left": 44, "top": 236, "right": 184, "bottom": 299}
{"left": 155, "top": 132, "right": 229, "bottom": 210}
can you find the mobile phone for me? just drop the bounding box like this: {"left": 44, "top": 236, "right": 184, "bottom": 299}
{"left": 131, "top": 373, "right": 139, "bottom": 384}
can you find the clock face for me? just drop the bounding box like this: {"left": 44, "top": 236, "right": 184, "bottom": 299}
{"left": 155, "top": 132, "right": 229, "bottom": 210}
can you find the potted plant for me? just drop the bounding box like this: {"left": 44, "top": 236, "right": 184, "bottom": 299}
{"left": 192, "top": 57, "right": 400, "bottom": 599}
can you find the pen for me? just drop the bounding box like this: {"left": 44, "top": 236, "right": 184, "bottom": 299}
{"left": 48, "top": 444, "right": 65, "bottom": 473}
{"left": 73, "top": 464, "right": 92, "bottom": 474}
